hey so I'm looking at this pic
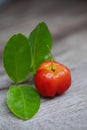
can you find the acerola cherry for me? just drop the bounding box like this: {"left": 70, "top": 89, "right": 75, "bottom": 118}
{"left": 34, "top": 60, "right": 71, "bottom": 97}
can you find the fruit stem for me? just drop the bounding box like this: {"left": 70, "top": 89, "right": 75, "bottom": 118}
{"left": 51, "top": 58, "right": 55, "bottom": 72}
{"left": 47, "top": 45, "right": 55, "bottom": 72}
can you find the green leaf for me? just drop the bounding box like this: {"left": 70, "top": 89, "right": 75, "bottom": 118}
{"left": 28, "top": 22, "right": 52, "bottom": 73}
{"left": 3, "top": 33, "right": 31, "bottom": 82}
{"left": 7, "top": 84, "right": 40, "bottom": 120}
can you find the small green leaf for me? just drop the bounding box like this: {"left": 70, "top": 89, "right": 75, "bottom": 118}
{"left": 7, "top": 84, "right": 40, "bottom": 120}
{"left": 28, "top": 22, "right": 52, "bottom": 73}
{"left": 3, "top": 33, "right": 31, "bottom": 82}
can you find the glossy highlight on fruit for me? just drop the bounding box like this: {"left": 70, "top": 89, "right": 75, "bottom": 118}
{"left": 34, "top": 60, "right": 71, "bottom": 97}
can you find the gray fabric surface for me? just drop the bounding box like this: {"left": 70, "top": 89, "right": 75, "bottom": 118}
{"left": 0, "top": 63, "right": 87, "bottom": 130}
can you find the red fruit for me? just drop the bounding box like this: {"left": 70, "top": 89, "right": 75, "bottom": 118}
{"left": 34, "top": 60, "right": 71, "bottom": 97}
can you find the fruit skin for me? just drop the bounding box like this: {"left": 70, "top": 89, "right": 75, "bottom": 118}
{"left": 34, "top": 60, "right": 71, "bottom": 97}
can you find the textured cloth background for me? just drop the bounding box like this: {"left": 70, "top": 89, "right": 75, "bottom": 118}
{"left": 0, "top": 0, "right": 87, "bottom": 129}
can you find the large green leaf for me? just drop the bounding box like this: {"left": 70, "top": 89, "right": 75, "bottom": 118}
{"left": 7, "top": 84, "right": 40, "bottom": 120}
{"left": 28, "top": 22, "right": 52, "bottom": 73}
{"left": 3, "top": 33, "right": 31, "bottom": 82}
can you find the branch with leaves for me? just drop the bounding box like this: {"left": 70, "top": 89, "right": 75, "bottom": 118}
{"left": 3, "top": 22, "right": 53, "bottom": 120}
